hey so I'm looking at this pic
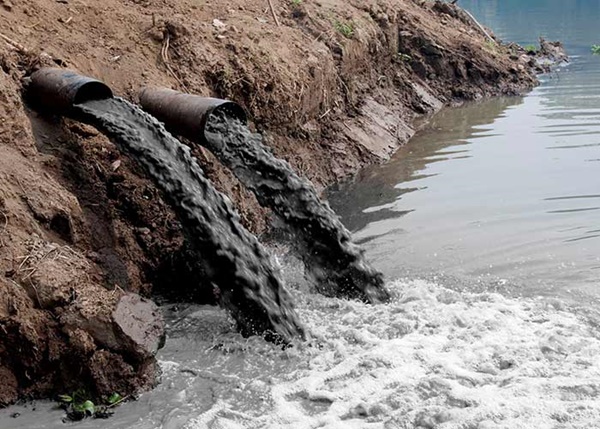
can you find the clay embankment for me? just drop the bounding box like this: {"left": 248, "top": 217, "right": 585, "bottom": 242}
{"left": 0, "top": 0, "right": 537, "bottom": 404}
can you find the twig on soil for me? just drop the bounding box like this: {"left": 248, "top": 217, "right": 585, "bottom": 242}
{"left": 27, "top": 279, "right": 43, "bottom": 309}
{"left": 10, "top": 278, "right": 42, "bottom": 309}
{"left": 160, "top": 32, "right": 189, "bottom": 92}
{"left": 0, "top": 211, "right": 7, "bottom": 247}
{"left": 106, "top": 395, "right": 129, "bottom": 409}
{"left": 17, "top": 253, "right": 34, "bottom": 272}
{"left": 336, "top": 74, "right": 350, "bottom": 99}
{"left": 195, "top": 146, "right": 213, "bottom": 165}
{"left": 111, "top": 283, "right": 125, "bottom": 296}
{"left": 298, "top": 83, "right": 305, "bottom": 102}
{"left": 267, "top": 0, "right": 281, "bottom": 27}
{"left": 462, "top": 9, "right": 495, "bottom": 44}
{"left": 0, "top": 33, "right": 28, "bottom": 53}
{"left": 319, "top": 108, "right": 332, "bottom": 120}
{"left": 160, "top": 32, "right": 170, "bottom": 63}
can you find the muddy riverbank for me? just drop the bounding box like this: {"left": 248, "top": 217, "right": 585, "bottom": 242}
{"left": 0, "top": 0, "right": 539, "bottom": 405}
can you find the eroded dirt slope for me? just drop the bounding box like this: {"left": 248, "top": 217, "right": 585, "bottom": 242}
{"left": 0, "top": 0, "right": 537, "bottom": 404}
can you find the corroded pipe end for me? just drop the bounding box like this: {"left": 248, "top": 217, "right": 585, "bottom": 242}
{"left": 27, "top": 68, "right": 113, "bottom": 114}
{"left": 138, "top": 87, "right": 247, "bottom": 144}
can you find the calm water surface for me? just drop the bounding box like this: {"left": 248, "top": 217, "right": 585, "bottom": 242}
{"left": 329, "top": 0, "right": 600, "bottom": 302}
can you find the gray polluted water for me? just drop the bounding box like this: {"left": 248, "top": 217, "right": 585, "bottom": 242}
{"left": 204, "top": 111, "right": 390, "bottom": 303}
{"left": 74, "top": 97, "right": 304, "bottom": 343}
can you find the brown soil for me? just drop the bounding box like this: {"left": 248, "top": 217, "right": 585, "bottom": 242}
{"left": 0, "top": 0, "right": 537, "bottom": 405}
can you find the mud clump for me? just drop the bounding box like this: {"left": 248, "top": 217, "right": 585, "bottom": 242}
{"left": 0, "top": 70, "right": 165, "bottom": 406}
{"left": 0, "top": 239, "right": 164, "bottom": 406}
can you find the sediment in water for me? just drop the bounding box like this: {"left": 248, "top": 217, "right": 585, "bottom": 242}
{"left": 205, "top": 113, "right": 389, "bottom": 303}
{"left": 74, "top": 97, "right": 304, "bottom": 343}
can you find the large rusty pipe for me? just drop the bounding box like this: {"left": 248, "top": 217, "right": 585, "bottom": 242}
{"left": 138, "top": 88, "right": 247, "bottom": 144}
{"left": 27, "top": 68, "right": 113, "bottom": 114}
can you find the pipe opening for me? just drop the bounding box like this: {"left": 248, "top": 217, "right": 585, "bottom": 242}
{"left": 72, "top": 81, "right": 114, "bottom": 105}
{"left": 26, "top": 68, "right": 113, "bottom": 114}
{"left": 206, "top": 102, "right": 248, "bottom": 126}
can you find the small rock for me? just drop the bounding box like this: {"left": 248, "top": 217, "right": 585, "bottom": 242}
{"left": 67, "top": 328, "right": 96, "bottom": 356}
{"left": 256, "top": 17, "right": 268, "bottom": 24}
{"left": 136, "top": 227, "right": 151, "bottom": 235}
{"left": 111, "top": 159, "right": 121, "bottom": 171}
{"left": 422, "top": 43, "right": 443, "bottom": 56}
{"left": 56, "top": 0, "right": 68, "bottom": 3}
{"left": 212, "top": 18, "right": 226, "bottom": 29}
{"left": 1, "top": 0, "right": 13, "bottom": 11}
{"left": 113, "top": 293, "right": 165, "bottom": 358}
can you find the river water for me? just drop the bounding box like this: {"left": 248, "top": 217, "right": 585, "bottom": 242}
{"left": 329, "top": 0, "right": 600, "bottom": 303}
{"left": 3, "top": 1, "right": 600, "bottom": 428}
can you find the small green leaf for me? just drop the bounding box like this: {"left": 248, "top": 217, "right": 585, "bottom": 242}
{"left": 107, "top": 393, "right": 122, "bottom": 405}
{"left": 58, "top": 394, "right": 73, "bottom": 404}
{"left": 73, "top": 400, "right": 95, "bottom": 415}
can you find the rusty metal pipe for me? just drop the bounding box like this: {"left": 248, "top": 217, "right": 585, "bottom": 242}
{"left": 27, "top": 68, "right": 113, "bottom": 114}
{"left": 138, "top": 88, "right": 247, "bottom": 144}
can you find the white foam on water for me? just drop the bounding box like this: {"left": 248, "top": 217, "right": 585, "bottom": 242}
{"left": 184, "top": 279, "right": 600, "bottom": 429}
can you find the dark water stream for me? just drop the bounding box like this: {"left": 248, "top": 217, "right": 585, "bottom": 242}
{"left": 204, "top": 113, "right": 388, "bottom": 302}
{"left": 329, "top": 0, "right": 600, "bottom": 303}
{"left": 76, "top": 98, "right": 304, "bottom": 342}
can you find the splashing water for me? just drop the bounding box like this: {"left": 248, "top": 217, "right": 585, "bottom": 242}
{"left": 180, "top": 279, "right": 600, "bottom": 429}
{"left": 74, "top": 98, "right": 304, "bottom": 342}
{"left": 6, "top": 278, "right": 600, "bottom": 428}
{"left": 204, "top": 113, "right": 389, "bottom": 303}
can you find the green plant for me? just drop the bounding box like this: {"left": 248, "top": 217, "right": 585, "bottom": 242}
{"left": 484, "top": 40, "right": 497, "bottom": 52}
{"left": 524, "top": 44, "right": 537, "bottom": 53}
{"left": 334, "top": 20, "right": 355, "bottom": 38}
{"left": 107, "top": 393, "right": 123, "bottom": 405}
{"left": 397, "top": 53, "right": 412, "bottom": 62}
{"left": 59, "top": 391, "right": 95, "bottom": 421}
{"left": 58, "top": 391, "right": 124, "bottom": 421}
{"left": 291, "top": 0, "right": 302, "bottom": 5}
{"left": 592, "top": 45, "right": 600, "bottom": 55}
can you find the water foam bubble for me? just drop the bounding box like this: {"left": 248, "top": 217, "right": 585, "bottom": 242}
{"left": 185, "top": 279, "right": 600, "bottom": 428}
